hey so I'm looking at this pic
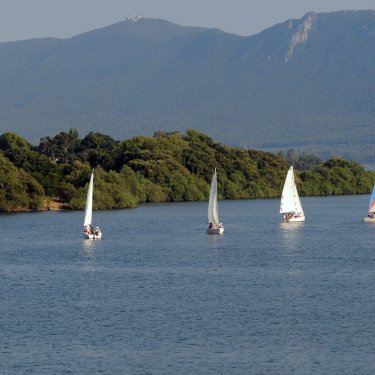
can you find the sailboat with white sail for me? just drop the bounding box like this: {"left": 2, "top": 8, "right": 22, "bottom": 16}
{"left": 363, "top": 185, "right": 375, "bottom": 222}
{"left": 207, "top": 168, "right": 224, "bottom": 234}
{"left": 83, "top": 170, "right": 102, "bottom": 239}
{"left": 280, "top": 166, "right": 305, "bottom": 222}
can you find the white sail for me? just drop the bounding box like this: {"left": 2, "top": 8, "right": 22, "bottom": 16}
{"left": 280, "top": 166, "right": 304, "bottom": 215}
{"left": 83, "top": 172, "right": 94, "bottom": 227}
{"left": 208, "top": 169, "right": 220, "bottom": 227}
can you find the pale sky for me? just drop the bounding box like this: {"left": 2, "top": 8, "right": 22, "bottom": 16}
{"left": 0, "top": 0, "right": 374, "bottom": 42}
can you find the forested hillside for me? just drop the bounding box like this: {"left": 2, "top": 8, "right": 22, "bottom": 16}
{"left": 0, "top": 129, "right": 373, "bottom": 212}
{"left": 0, "top": 12, "right": 375, "bottom": 160}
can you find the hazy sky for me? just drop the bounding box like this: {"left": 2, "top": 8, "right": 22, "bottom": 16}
{"left": 1, "top": 0, "right": 374, "bottom": 42}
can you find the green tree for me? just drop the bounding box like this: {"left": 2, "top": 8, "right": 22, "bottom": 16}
{"left": 0, "top": 153, "right": 44, "bottom": 211}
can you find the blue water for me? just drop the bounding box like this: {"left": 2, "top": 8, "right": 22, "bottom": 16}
{"left": 1, "top": 195, "right": 375, "bottom": 374}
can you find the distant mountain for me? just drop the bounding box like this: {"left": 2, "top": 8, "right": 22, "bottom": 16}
{"left": 1, "top": 11, "right": 375, "bottom": 160}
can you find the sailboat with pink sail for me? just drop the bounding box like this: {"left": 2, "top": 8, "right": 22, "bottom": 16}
{"left": 363, "top": 185, "right": 375, "bottom": 222}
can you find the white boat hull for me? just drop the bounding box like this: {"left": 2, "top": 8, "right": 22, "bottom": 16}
{"left": 282, "top": 215, "right": 305, "bottom": 223}
{"left": 363, "top": 216, "right": 375, "bottom": 222}
{"left": 207, "top": 227, "right": 224, "bottom": 234}
{"left": 83, "top": 227, "right": 102, "bottom": 239}
{"left": 84, "top": 232, "right": 102, "bottom": 240}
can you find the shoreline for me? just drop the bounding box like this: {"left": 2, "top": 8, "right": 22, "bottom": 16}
{"left": 4, "top": 199, "right": 73, "bottom": 213}
{"left": 44, "top": 199, "right": 72, "bottom": 211}
{"left": 0, "top": 192, "right": 370, "bottom": 214}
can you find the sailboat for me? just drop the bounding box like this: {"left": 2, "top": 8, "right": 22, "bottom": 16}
{"left": 207, "top": 168, "right": 224, "bottom": 234}
{"left": 83, "top": 170, "right": 102, "bottom": 239}
{"left": 363, "top": 185, "right": 375, "bottom": 222}
{"left": 280, "top": 166, "right": 305, "bottom": 222}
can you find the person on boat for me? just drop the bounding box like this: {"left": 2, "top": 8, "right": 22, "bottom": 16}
{"left": 209, "top": 223, "right": 213, "bottom": 230}
{"left": 219, "top": 223, "right": 223, "bottom": 228}
{"left": 94, "top": 227, "right": 100, "bottom": 236}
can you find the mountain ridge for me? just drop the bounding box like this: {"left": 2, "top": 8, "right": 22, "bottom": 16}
{"left": 1, "top": 11, "right": 375, "bottom": 160}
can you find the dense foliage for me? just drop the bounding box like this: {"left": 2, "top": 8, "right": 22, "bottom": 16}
{"left": 0, "top": 129, "right": 374, "bottom": 212}
{"left": 0, "top": 152, "right": 44, "bottom": 211}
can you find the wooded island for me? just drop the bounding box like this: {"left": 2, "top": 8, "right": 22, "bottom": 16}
{"left": 0, "top": 129, "right": 373, "bottom": 212}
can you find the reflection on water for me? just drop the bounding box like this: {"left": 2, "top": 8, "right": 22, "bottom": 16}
{"left": 279, "top": 221, "right": 304, "bottom": 252}
{"left": 82, "top": 239, "right": 98, "bottom": 271}
{"left": 82, "top": 238, "right": 96, "bottom": 250}
{"left": 279, "top": 222, "right": 305, "bottom": 280}
{"left": 207, "top": 232, "right": 223, "bottom": 242}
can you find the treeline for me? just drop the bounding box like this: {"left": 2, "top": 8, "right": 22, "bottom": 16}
{"left": 0, "top": 129, "right": 374, "bottom": 212}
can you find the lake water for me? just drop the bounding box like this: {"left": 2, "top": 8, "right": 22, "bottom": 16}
{"left": 1, "top": 195, "right": 375, "bottom": 374}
